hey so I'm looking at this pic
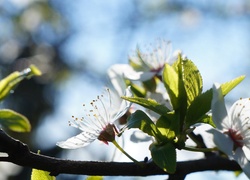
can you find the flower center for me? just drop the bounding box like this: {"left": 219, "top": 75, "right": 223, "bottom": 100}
{"left": 150, "top": 66, "right": 163, "bottom": 73}
{"left": 98, "top": 124, "right": 118, "bottom": 145}
{"left": 227, "top": 128, "right": 244, "bottom": 148}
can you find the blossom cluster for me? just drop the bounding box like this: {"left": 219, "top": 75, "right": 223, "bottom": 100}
{"left": 57, "top": 39, "right": 250, "bottom": 178}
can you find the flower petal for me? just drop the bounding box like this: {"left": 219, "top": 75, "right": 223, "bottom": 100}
{"left": 212, "top": 83, "right": 231, "bottom": 130}
{"left": 139, "top": 72, "right": 157, "bottom": 81}
{"left": 111, "top": 63, "right": 156, "bottom": 81}
{"left": 125, "top": 70, "right": 155, "bottom": 81}
{"left": 207, "top": 128, "right": 233, "bottom": 156}
{"left": 56, "top": 132, "right": 99, "bottom": 149}
{"left": 233, "top": 148, "right": 250, "bottom": 178}
{"left": 109, "top": 64, "right": 143, "bottom": 81}
{"left": 229, "top": 98, "right": 250, "bottom": 133}
{"left": 112, "top": 87, "right": 132, "bottom": 122}
{"left": 107, "top": 64, "right": 128, "bottom": 96}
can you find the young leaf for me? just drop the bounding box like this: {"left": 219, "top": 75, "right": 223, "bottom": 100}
{"left": 86, "top": 176, "right": 103, "bottom": 180}
{"left": 122, "top": 96, "right": 170, "bottom": 116}
{"left": 0, "top": 64, "right": 41, "bottom": 101}
{"left": 0, "top": 109, "right": 31, "bottom": 132}
{"left": 220, "top": 75, "right": 245, "bottom": 95}
{"left": 129, "top": 83, "right": 146, "bottom": 97}
{"left": 182, "top": 59, "right": 203, "bottom": 106}
{"left": 125, "top": 110, "right": 162, "bottom": 141}
{"left": 150, "top": 142, "right": 176, "bottom": 173}
{"left": 156, "top": 115, "right": 175, "bottom": 141}
{"left": 185, "top": 89, "right": 212, "bottom": 127}
{"left": 198, "top": 115, "right": 215, "bottom": 127}
{"left": 185, "top": 75, "right": 245, "bottom": 127}
{"left": 28, "top": 64, "right": 42, "bottom": 78}
{"left": 162, "top": 63, "right": 179, "bottom": 109}
{"left": 168, "top": 55, "right": 188, "bottom": 133}
{"left": 31, "top": 169, "right": 56, "bottom": 180}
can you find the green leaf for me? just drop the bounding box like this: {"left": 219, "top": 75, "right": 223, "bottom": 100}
{"left": 126, "top": 110, "right": 162, "bottom": 141}
{"left": 185, "top": 75, "right": 245, "bottom": 127}
{"left": 163, "top": 56, "right": 187, "bottom": 113}
{"left": 220, "top": 75, "right": 245, "bottom": 95}
{"left": 150, "top": 142, "right": 176, "bottom": 173}
{"left": 130, "top": 83, "right": 146, "bottom": 97}
{"left": 0, "top": 64, "right": 41, "bottom": 101}
{"left": 197, "top": 115, "right": 215, "bottom": 127}
{"left": 31, "top": 169, "right": 56, "bottom": 180}
{"left": 162, "top": 63, "right": 179, "bottom": 109}
{"left": 86, "top": 176, "right": 103, "bottom": 180}
{"left": 156, "top": 115, "right": 175, "bottom": 141}
{"left": 0, "top": 109, "right": 31, "bottom": 132}
{"left": 168, "top": 56, "right": 188, "bottom": 133}
{"left": 122, "top": 96, "right": 170, "bottom": 116}
{"left": 185, "top": 89, "right": 212, "bottom": 127}
{"left": 28, "top": 64, "right": 42, "bottom": 77}
{"left": 182, "top": 59, "right": 203, "bottom": 106}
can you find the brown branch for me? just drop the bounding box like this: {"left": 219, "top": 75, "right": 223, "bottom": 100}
{"left": 0, "top": 129, "right": 242, "bottom": 178}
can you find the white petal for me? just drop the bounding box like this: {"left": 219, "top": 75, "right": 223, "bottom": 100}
{"left": 207, "top": 128, "right": 233, "bottom": 156}
{"left": 107, "top": 64, "right": 128, "bottom": 96}
{"left": 117, "top": 64, "right": 155, "bottom": 81}
{"left": 112, "top": 87, "right": 132, "bottom": 122}
{"left": 139, "top": 72, "right": 157, "bottom": 81}
{"left": 212, "top": 83, "right": 231, "bottom": 130}
{"left": 229, "top": 98, "right": 250, "bottom": 131}
{"left": 125, "top": 70, "right": 155, "bottom": 81}
{"left": 233, "top": 148, "right": 250, "bottom": 178}
{"left": 56, "top": 132, "right": 99, "bottom": 149}
{"left": 242, "top": 146, "right": 250, "bottom": 161}
{"left": 112, "top": 64, "right": 142, "bottom": 81}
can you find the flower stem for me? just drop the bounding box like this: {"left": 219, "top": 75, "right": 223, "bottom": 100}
{"left": 112, "top": 140, "right": 142, "bottom": 166}
{"left": 183, "top": 146, "right": 218, "bottom": 152}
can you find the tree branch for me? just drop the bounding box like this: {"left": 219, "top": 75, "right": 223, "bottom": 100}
{"left": 0, "top": 129, "right": 241, "bottom": 178}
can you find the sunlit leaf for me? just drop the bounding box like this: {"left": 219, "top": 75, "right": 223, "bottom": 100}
{"left": 156, "top": 115, "right": 175, "bottom": 141}
{"left": 86, "top": 176, "right": 103, "bottom": 180}
{"left": 31, "top": 169, "right": 56, "bottom": 180}
{"left": 182, "top": 59, "right": 203, "bottom": 106}
{"left": 29, "top": 64, "right": 42, "bottom": 77}
{"left": 168, "top": 56, "right": 187, "bottom": 131}
{"left": 234, "top": 170, "right": 242, "bottom": 177}
{"left": 0, "top": 64, "right": 42, "bottom": 101}
{"left": 220, "top": 75, "right": 245, "bottom": 95}
{"left": 150, "top": 142, "right": 176, "bottom": 173}
{"left": 122, "top": 96, "right": 170, "bottom": 116}
{"left": 162, "top": 63, "right": 179, "bottom": 109}
{"left": 0, "top": 109, "right": 31, "bottom": 132}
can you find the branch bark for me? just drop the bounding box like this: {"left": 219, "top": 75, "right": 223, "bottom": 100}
{"left": 0, "top": 129, "right": 242, "bottom": 178}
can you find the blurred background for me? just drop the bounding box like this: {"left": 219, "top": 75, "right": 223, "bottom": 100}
{"left": 0, "top": 0, "right": 250, "bottom": 179}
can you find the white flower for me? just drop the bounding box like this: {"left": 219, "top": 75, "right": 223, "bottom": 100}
{"left": 57, "top": 87, "right": 132, "bottom": 149}
{"left": 107, "top": 64, "right": 128, "bottom": 97}
{"left": 125, "top": 39, "right": 173, "bottom": 81}
{"left": 208, "top": 83, "right": 250, "bottom": 178}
